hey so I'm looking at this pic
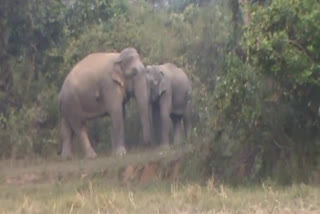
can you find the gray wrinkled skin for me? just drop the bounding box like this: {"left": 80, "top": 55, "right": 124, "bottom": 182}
{"left": 146, "top": 63, "right": 192, "bottom": 146}
{"left": 59, "top": 48, "right": 151, "bottom": 158}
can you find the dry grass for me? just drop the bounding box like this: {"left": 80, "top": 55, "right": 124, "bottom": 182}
{"left": 1, "top": 179, "right": 319, "bottom": 214}
{"left": 0, "top": 148, "right": 319, "bottom": 214}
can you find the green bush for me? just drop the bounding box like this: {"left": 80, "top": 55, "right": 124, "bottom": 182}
{"left": 200, "top": 0, "right": 320, "bottom": 184}
{"left": 1, "top": 0, "right": 320, "bottom": 184}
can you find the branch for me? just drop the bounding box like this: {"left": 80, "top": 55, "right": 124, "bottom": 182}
{"left": 286, "top": 39, "right": 316, "bottom": 63}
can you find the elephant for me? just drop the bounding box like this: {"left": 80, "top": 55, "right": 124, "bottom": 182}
{"left": 146, "top": 63, "right": 192, "bottom": 147}
{"left": 59, "top": 48, "right": 151, "bottom": 158}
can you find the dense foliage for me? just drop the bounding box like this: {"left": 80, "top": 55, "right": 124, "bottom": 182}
{"left": 0, "top": 0, "right": 319, "bottom": 184}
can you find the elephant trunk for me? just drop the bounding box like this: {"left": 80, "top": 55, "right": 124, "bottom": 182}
{"left": 134, "top": 70, "right": 151, "bottom": 144}
{"left": 148, "top": 102, "right": 154, "bottom": 142}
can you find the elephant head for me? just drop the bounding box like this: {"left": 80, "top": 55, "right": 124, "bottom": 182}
{"left": 146, "top": 65, "right": 168, "bottom": 103}
{"left": 114, "top": 48, "right": 151, "bottom": 144}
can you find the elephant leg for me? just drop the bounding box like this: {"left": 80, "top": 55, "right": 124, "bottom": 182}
{"left": 73, "top": 121, "right": 97, "bottom": 159}
{"left": 123, "top": 103, "right": 126, "bottom": 121}
{"left": 60, "top": 118, "right": 73, "bottom": 158}
{"left": 159, "top": 97, "right": 172, "bottom": 147}
{"left": 160, "top": 111, "right": 171, "bottom": 147}
{"left": 152, "top": 105, "right": 161, "bottom": 144}
{"left": 172, "top": 115, "right": 183, "bottom": 144}
{"left": 110, "top": 107, "right": 126, "bottom": 156}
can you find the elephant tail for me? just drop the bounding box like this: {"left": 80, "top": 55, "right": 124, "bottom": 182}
{"left": 58, "top": 91, "right": 63, "bottom": 118}
{"left": 58, "top": 91, "right": 70, "bottom": 120}
{"left": 58, "top": 91, "right": 68, "bottom": 121}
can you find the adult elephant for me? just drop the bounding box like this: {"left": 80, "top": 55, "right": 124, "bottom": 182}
{"left": 59, "top": 48, "right": 151, "bottom": 158}
{"left": 146, "top": 63, "right": 192, "bottom": 147}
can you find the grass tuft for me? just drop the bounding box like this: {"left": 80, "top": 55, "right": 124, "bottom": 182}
{"left": 1, "top": 150, "right": 319, "bottom": 213}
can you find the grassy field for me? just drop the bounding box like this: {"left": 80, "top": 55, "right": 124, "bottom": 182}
{"left": 0, "top": 148, "right": 319, "bottom": 214}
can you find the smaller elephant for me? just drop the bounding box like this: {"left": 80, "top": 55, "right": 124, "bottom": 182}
{"left": 146, "top": 63, "right": 192, "bottom": 147}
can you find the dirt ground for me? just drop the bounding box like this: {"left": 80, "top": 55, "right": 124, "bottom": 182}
{"left": 0, "top": 147, "right": 319, "bottom": 214}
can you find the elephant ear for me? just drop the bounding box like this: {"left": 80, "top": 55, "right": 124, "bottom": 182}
{"left": 112, "top": 71, "right": 124, "bottom": 88}
{"left": 112, "top": 71, "right": 127, "bottom": 99}
{"left": 158, "top": 71, "right": 167, "bottom": 96}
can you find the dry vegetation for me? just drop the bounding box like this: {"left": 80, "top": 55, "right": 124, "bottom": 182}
{"left": 1, "top": 1, "right": 320, "bottom": 212}
{"left": 0, "top": 149, "right": 319, "bottom": 214}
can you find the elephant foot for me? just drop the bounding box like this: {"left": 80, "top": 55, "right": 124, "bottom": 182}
{"left": 114, "top": 146, "right": 126, "bottom": 156}
{"left": 158, "top": 144, "right": 170, "bottom": 155}
{"left": 60, "top": 151, "right": 73, "bottom": 160}
{"left": 161, "top": 142, "right": 170, "bottom": 148}
{"left": 85, "top": 151, "right": 97, "bottom": 159}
